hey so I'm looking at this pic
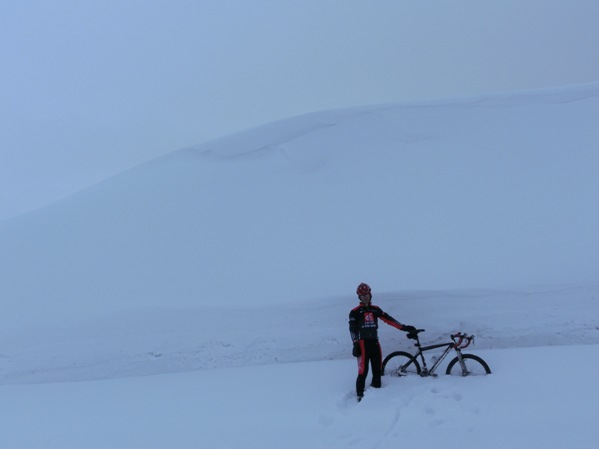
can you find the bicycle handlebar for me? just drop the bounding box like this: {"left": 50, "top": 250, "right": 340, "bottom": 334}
{"left": 451, "top": 332, "right": 474, "bottom": 349}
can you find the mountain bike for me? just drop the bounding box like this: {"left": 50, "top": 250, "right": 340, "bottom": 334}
{"left": 382, "top": 329, "right": 491, "bottom": 377}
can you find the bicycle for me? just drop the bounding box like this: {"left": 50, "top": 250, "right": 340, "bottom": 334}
{"left": 382, "top": 329, "right": 491, "bottom": 377}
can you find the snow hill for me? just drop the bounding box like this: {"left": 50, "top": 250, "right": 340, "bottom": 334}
{"left": 1, "top": 84, "right": 599, "bottom": 448}
{"left": 2, "top": 83, "right": 599, "bottom": 329}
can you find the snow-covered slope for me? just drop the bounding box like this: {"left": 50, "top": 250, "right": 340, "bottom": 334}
{"left": 1, "top": 84, "right": 599, "bottom": 449}
{"left": 2, "top": 84, "right": 599, "bottom": 333}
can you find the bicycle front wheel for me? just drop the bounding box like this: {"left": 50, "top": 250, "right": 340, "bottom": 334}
{"left": 446, "top": 354, "right": 491, "bottom": 376}
{"left": 382, "top": 351, "right": 421, "bottom": 377}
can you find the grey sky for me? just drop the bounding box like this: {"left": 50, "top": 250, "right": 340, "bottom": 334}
{"left": 2, "top": 0, "right": 599, "bottom": 219}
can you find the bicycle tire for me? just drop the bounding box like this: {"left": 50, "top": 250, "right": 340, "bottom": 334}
{"left": 445, "top": 354, "right": 491, "bottom": 376}
{"left": 382, "top": 351, "right": 421, "bottom": 377}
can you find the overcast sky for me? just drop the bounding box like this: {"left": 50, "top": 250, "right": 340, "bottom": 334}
{"left": 2, "top": 0, "right": 599, "bottom": 220}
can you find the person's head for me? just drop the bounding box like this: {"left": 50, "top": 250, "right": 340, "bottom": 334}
{"left": 356, "top": 282, "right": 372, "bottom": 305}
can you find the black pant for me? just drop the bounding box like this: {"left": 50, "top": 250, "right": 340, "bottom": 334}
{"left": 356, "top": 339, "right": 382, "bottom": 397}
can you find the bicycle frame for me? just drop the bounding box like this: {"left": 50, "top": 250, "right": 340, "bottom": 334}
{"left": 411, "top": 332, "right": 473, "bottom": 376}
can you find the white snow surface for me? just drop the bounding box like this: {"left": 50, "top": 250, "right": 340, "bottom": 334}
{"left": 1, "top": 84, "right": 599, "bottom": 448}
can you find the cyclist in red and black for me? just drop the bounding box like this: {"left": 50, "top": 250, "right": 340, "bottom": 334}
{"left": 349, "top": 282, "right": 416, "bottom": 400}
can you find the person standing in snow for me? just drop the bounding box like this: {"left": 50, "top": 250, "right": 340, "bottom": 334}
{"left": 349, "top": 282, "right": 416, "bottom": 400}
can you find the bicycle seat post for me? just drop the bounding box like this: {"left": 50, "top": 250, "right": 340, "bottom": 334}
{"left": 412, "top": 329, "right": 428, "bottom": 374}
{"left": 414, "top": 334, "right": 421, "bottom": 348}
{"left": 412, "top": 329, "right": 425, "bottom": 348}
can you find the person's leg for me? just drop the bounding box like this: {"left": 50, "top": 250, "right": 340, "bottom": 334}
{"left": 355, "top": 340, "right": 369, "bottom": 398}
{"left": 370, "top": 341, "right": 383, "bottom": 388}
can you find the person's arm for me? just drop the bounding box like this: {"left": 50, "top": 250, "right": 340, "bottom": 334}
{"left": 349, "top": 310, "right": 362, "bottom": 357}
{"left": 379, "top": 308, "right": 415, "bottom": 332}
{"left": 349, "top": 309, "right": 360, "bottom": 342}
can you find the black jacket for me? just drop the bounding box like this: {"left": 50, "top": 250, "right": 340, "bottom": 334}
{"left": 349, "top": 303, "right": 405, "bottom": 342}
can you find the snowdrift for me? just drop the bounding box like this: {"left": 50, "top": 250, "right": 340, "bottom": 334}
{"left": 2, "top": 83, "right": 599, "bottom": 332}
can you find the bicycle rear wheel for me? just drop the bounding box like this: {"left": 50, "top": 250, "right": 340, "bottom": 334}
{"left": 382, "top": 351, "right": 421, "bottom": 377}
{"left": 446, "top": 354, "right": 491, "bottom": 376}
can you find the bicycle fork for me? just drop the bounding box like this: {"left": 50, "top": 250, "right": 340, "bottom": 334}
{"left": 454, "top": 349, "right": 470, "bottom": 376}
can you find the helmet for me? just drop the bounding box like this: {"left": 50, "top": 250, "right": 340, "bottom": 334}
{"left": 356, "top": 283, "right": 371, "bottom": 296}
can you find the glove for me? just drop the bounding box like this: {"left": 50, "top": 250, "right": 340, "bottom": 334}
{"left": 352, "top": 342, "right": 361, "bottom": 357}
{"left": 402, "top": 325, "right": 416, "bottom": 333}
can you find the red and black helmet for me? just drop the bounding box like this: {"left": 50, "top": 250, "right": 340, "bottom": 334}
{"left": 356, "top": 282, "right": 371, "bottom": 296}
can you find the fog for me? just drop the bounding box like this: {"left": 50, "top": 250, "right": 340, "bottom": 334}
{"left": 2, "top": 0, "right": 599, "bottom": 219}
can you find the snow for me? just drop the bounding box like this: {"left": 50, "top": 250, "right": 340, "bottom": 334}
{"left": 2, "top": 338, "right": 599, "bottom": 448}
{"left": 1, "top": 84, "right": 599, "bottom": 448}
